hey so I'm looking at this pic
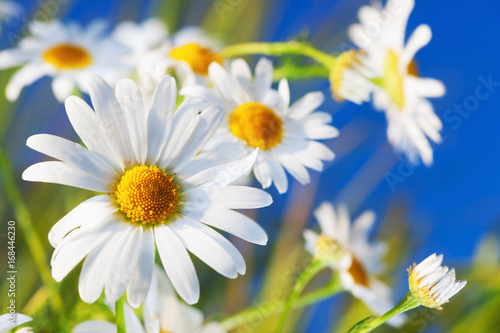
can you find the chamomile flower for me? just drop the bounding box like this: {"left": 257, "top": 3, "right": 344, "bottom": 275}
{"left": 73, "top": 266, "right": 225, "bottom": 333}
{"left": 181, "top": 58, "right": 338, "bottom": 194}
{"left": 0, "top": 20, "right": 132, "bottom": 102}
{"left": 407, "top": 253, "right": 466, "bottom": 310}
{"left": 0, "top": 313, "right": 32, "bottom": 333}
{"left": 22, "top": 75, "right": 271, "bottom": 307}
{"left": 138, "top": 26, "right": 224, "bottom": 93}
{"left": 303, "top": 203, "right": 403, "bottom": 325}
{"left": 347, "top": 0, "right": 445, "bottom": 165}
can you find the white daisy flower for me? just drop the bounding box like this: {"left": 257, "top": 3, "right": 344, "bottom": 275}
{"left": 407, "top": 253, "right": 466, "bottom": 310}
{"left": 112, "top": 18, "right": 168, "bottom": 67}
{"left": 303, "top": 202, "right": 404, "bottom": 325}
{"left": 181, "top": 58, "right": 338, "bottom": 194}
{"left": 73, "top": 266, "right": 225, "bottom": 333}
{"left": 138, "top": 26, "right": 224, "bottom": 93}
{"left": 0, "top": 313, "right": 32, "bottom": 333}
{"left": 22, "top": 75, "right": 271, "bottom": 307}
{"left": 347, "top": 0, "right": 445, "bottom": 165}
{"left": 0, "top": 20, "right": 132, "bottom": 102}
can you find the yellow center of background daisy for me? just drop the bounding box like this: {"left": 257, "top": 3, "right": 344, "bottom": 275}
{"left": 348, "top": 257, "right": 369, "bottom": 288}
{"left": 315, "top": 234, "right": 343, "bottom": 263}
{"left": 114, "top": 165, "right": 180, "bottom": 225}
{"left": 43, "top": 43, "right": 92, "bottom": 70}
{"left": 229, "top": 102, "right": 284, "bottom": 150}
{"left": 170, "top": 43, "right": 224, "bottom": 75}
{"left": 383, "top": 49, "right": 405, "bottom": 111}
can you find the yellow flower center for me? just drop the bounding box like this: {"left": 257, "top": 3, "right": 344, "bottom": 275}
{"left": 114, "top": 165, "right": 180, "bottom": 225}
{"left": 170, "top": 43, "right": 224, "bottom": 75}
{"left": 43, "top": 43, "right": 92, "bottom": 70}
{"left": 329, "top": 50, "right": 363, "bottom": 102}
{"left": 407, "top": 263, "right": 443, "bottom": 309}
{"left": 348, "top": 257, "right": 369, "bottom": 288}
{"left": 229, "top": 102, "right": 284, "bottom": 150}
{"left": 315, "top": 234, "right": 343, "bottom": 263}
{"left": 383, "top": 49, "right": 405, "bottom": 110}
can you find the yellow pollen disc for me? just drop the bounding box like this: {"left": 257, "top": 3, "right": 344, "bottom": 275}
{"left": 348, "top": 257, "right": 370, "bottom": 288}
{"left": 383, "top": 49, "right": 405, "bottom": 111}
{"left": 329, "top": 50, "right": 362, "bottom": 102}
{"left": 170, "top": 43, "right": 224, "bottom": 75}
{"left": 43, "top": 43, "right": 92, "bottom": 70}
{"left": 114, "top": 165, "right": 180, "bottom": 226}
{"left": 229, "top": 102, "right": 284, "bottom": 150}
{"left": 315, "top": 234, "right": 343, "bottom": 263}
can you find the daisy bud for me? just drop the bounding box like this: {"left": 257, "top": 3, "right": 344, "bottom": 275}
{"left": 407, "top": 253, "right": 466, "bottom": 310}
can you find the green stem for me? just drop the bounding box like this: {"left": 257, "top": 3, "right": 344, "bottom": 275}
{"left": 221, "top": 274, "right": 342, "bottom": 331}
{"left": 221, "top": 42, "right": 337, "bottom": 69}
{"left": 273, "top": 64, "right": 330, "bottom": 81}
{"left": 0, "top": 144, "right": 63, "bottom": 313}
{"left": 347, "top": 292, "right": 421, "bottom": 333}
{"left": 274, "top": 259, "right": 328, "bottom": 333}
{"left": 116, "top": 297, "right": 127, "bottom": 333}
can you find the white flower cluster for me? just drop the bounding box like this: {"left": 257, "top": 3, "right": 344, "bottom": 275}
{"left": 0, "top": 0, "right": 467, "bottom": 331}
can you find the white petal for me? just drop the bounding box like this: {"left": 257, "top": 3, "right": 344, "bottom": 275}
{"left": 48, "top": 194, "right": 115, "bottom": 247}
{"left": 155, "top": 225, "right": 200, "bottom": 304}
{"left": 278, "top": 78, "right": 290, "bottom": 108}
{"left": 88, "top": 75, "right": 133, "bottom": 166}
{"left": 171, "top": 216, "right": 245, "bottom": 277}
{"left": 184, "top": 149, "right": 258, "bottom": 188}
{"left": 230, "top": 58, "right": 252, "bottom": 90}
{"left": 127, "top": 228, "right": 155, "bottom": 308}
{"left": 26, "top": 134, "right": 115, "bottom": 180}
{"left": 288, "top": 91, "right": 324, "bottom": 119}
{"left": 0, "top": 49, "right": 29, "bottom": 69}
{"left": 64, "top": 96, "right": 120, "bottom": 169}
{"left": 277, "top": 154, "right": 311, "bottom": 185}
{"left": 303, "top": 229, "right": 319, "bottom": 255}
{"left": 267, "top": 154, "right": 288, "bottom": 194}
{"left": 180, "top": 85, "right": 224, "bottom": 107}
{"left": 252, "top": 58, "right": 274, "bottom": 102}
{"left": 192, "top": 206, "right": 268, "bottom": 245}
{"left": 52, "top": 76, "right": 75, "bottom": 102}
{"left": 115, "top": 78, "right": 148, "bottom": 165}
{"left": 314, "top": 202, "right": 337, "bottom": 238}
{"left": 104, "top": 225, "right": 143, "bottom": 304}
{"left": 6, "top": 63, "right": 47, "bottom": 101}
{"left": 78, "top": 237, "right": 116, "bottom": 303}
{"left": 147, "top": 75, "right": 177, "bottom": 164}
{"left": 210, "top": 186, "right": 272, "bottom": 209}
{"left": 0, "top": 314, "right": 32, "bottom": 333}
{"left": 22, "top": 161, "right": 110, "bottom": 192}
{"left": 400, "top": 24, "right": 432, "bottom": 69}
{"left": 157, "top": 101, "right": 207, "bottom": 167}
{"left": 51, "top": 217, "right": 120, "bottom": 282}
{"left": 252, "top": 154, "right": 272, "bottom": 189}
{"left": 171, "top": 105, "right": 225, "bottom": 171}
